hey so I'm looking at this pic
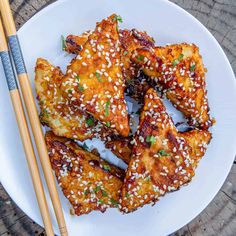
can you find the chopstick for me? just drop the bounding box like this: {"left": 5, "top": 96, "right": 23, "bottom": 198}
{"left": 0, "top": 1, "right": 68, "bottom": 235}
{"left": 0, "top": 18, "right": 54, "bottom": 236}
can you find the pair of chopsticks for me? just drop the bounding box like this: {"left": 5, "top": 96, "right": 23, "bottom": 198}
{"left": 0, "top": 1, "right": 68, "bottom": 235}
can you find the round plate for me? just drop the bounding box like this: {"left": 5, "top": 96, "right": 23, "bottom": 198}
{"left": 0, "top": 0, "right": 236, "bottom": 235}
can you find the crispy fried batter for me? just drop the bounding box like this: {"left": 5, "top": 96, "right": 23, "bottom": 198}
{"left": 35, "top": 58, "right": 114, "bottom": 141}
{"left": 45, "top": 131, "right": 125, "bottom": 216}
{"left": 121, "top": 88, "right": 199, "bottom": 213}
{"left": 132, "top": 44, "right": 213, "bottom": 129}
{"left": 61, "top": 14, "right": 129, "bottom": 137}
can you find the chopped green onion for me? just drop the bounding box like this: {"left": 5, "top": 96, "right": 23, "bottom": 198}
{"left": 145, "top": 176, "right": 151, "bottom": 181}
{"left": 190, "top": 64, "right": 196, "bottom": 72}
{"left": 146, "top": 135, "right": 156, "bottom": 146}
{"left": 172, "top": 53, "right": 184, "bottom": 66}
{"left": 158, "top": 149, "right": 170, "bottom": 156}
{"left": 113, "top": 15, "right": 123, "bottom": 23}
{"left": 137, "top": 55, "right": 144, "bottom": 61}
{"left": 94, "top": 186, "right": 101, "bottom": 193}
{"left": 95, "top": 72, "right": 102, "bottom": 82}
{"left": 105, "top": 101, "right": 110, "bottom": 116}
{"left": 102, "top": 191, "right": 108, "bottom": 197}
{"left": 86, "top": 117, "right": 94, "bottom": 126}
{"left": 105, "top": 121, "right": 110, "bottom": 127}
{"left": 75, "top": 75, "right": 80, "bottom": 82}
{"left": 125, "top": 193, "right": 130, "bottom": 198}
{"left": 43, "top": 109, "right": 49, "bottom": 118}
{"left": 103, "top": 165, "right": 111, "bottom": 171}
{"left": 78, "top": 84, "right": 84, "bottom": 91}
{"left": 110, "top": 198, "right": 119, "bottom": 207}
{"left": 123, "top": 50, "right": 128, "bottom": 55}
{"left": 61, "top": 35, "right": 66, "bottom": 51}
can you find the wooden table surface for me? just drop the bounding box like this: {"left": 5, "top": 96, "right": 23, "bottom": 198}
{"left": 0, "top": 0, "right": 235, "bottom": 235}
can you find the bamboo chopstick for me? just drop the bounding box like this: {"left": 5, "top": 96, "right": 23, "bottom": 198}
{"left": 0, "top": 18, "right": 54, "bottom": 236}
{"left": 0, "top": 1, "right": 68, "bottom": 235}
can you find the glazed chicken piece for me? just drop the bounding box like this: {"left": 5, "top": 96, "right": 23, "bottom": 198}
{"left": 132, "top": 44, "right": 213, "bottom": 129}
{"left": 61, "top": 14, "right": 130, "bottom": 137}
{"left": 35, "top": 58, "right": 113, "bottom": 141}
{"left": 64, "top": 28, "right": 155, "bottom": 102}
{"left": 45, "top": 131, "right": 125, "bottom": 216}
{"left": 35, "top": 58, "right": 96, "bottom": 140}
{"left": 121, "top": 88, "right": 210, "bottom": 213}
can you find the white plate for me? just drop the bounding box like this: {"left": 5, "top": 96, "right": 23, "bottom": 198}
{"left": 0, "top": 0, "right": 236, "bottom": 235}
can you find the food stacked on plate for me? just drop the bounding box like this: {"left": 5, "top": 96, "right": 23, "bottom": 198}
{"left": 35, "top": 14, "right": 214, "bottom": 215}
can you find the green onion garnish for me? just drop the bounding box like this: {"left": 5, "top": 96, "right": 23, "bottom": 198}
{"left": 86, "top": 117, "right": 94, "bottom": 126}
{"left": 95, "top": 72, "right": 102, "bottom": 82}
{"left": 172, "top": 53, "right": 184, "bottom": 66}
{"left": 61, "top": 35, "right": 66, "bottom": 51}
{"left": 158, "top": 149, "right": 170, "bottom": 156}
{"left": 105, "top": 101, "right": 110, "bottom": 116}
{"left": 146, "top": 135, "right": 156, "bottom": 145}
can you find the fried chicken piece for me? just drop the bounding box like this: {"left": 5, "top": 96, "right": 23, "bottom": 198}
{"left": 121, "top": 88, "right": 201, "bottom": 213}
{"left": 45, "top": 131, "right": 125, "bottom": 216}
{"left": 35, "top": 58, "right": 113, "bottom": 141}
{"left": 61, "top": 14, "right": 129, "bottom": 137}
{"left": 35, "top": 58, "right": 97, "bottom": 140}
{"left": 64, "top": 28, "right": 155, "bottom": 102}
{"left": 132, "top": 44, "right": 213, "bottom": 129}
